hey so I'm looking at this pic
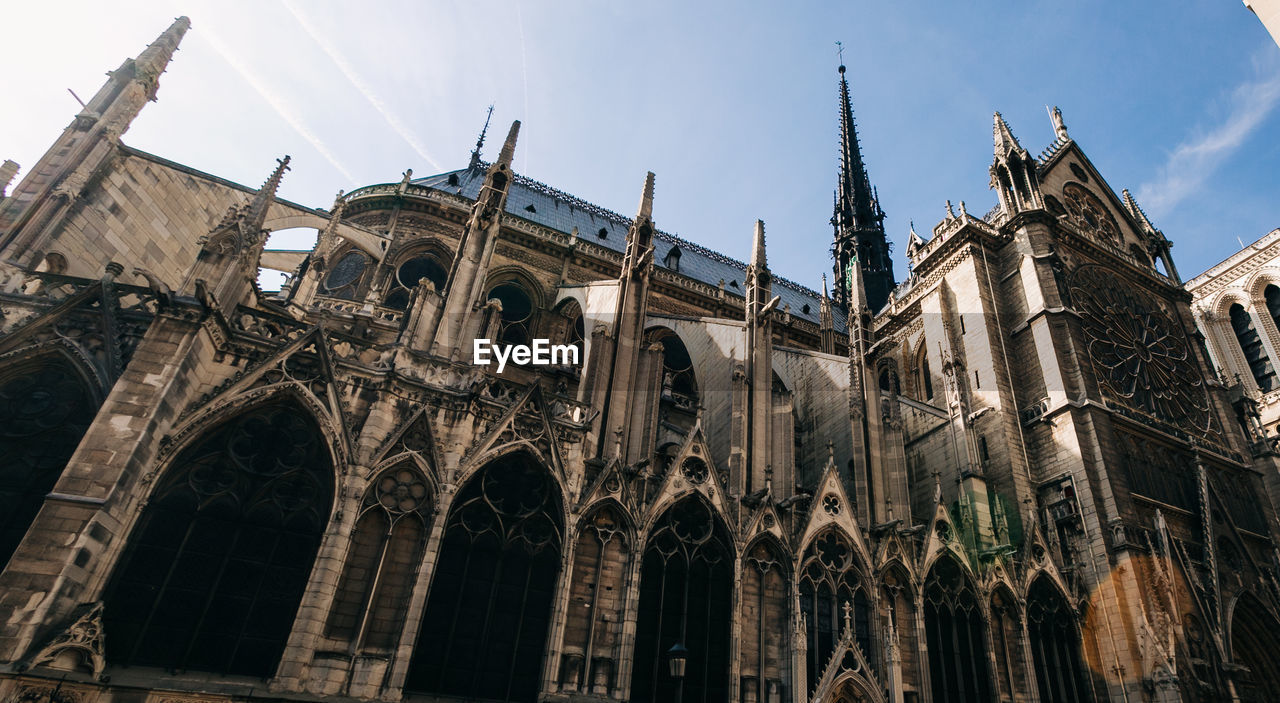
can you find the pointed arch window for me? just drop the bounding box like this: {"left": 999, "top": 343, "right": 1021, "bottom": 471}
{"left": 325, "top": 464, "right": 432, "bottom": 650}
{"left": 647, "top": 328, "right": 698, "bottom": 410}
{"left": 1230, "top": 594, "right": 1280, "bottom": 702}
{"left": 741, "top": 540, "right": 788, "bottom": 701}
{"left": 0, "top": 359, "right": 96, "bottom": 572}
{"left": 103, "top": 404, "right": 333, "bottom": 677}
{"left": 1027, "top": 577, "right": 1089, "bottom": 703}
{"left": 799, "top": 530, "right": 873, "bottom": 687}
{"left": 561, "top": 506, "right": 629, "bottom": 694}
{"left": 630, "top": 498, "right": 733, "bottom": 703}
{"left": 405, "top": 452, "right": 563, "bottom": 701}
{"left": 923, "top": 557, "right": 992, "bottom": 703}
{"left": 1230, "top": 303, "right": 1276, "bottom": 392}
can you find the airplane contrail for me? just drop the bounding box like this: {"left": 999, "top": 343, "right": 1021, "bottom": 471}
{"left": 282, "top": 0, "right": 445, "bottom": 173}
{"left": 198, "top": 25, "right": 358, "bottom": 184}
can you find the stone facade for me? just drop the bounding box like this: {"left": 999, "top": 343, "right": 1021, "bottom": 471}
{"left": 2, "top": 16, "right": 1280, "bottom": 703}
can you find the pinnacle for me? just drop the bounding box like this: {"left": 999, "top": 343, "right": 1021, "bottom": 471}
{"left": 636, "top": 171, "right": 655, "bottom": 224}
{"left": 496, "top": 120, "right": 520, "bottom": 167}
{"left": 135, "top": 16, "right": 191, "bottom": 83}
{"left": 246, "top": 155, "right": 291, "bottom": 230}
{"left": 993, "top": 111, "right": 1022, "bottom": 156}
{"left": 751, "top": 219, "right": 767, "bottom": 269}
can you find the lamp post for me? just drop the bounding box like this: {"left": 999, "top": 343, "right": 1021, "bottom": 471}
{"left": 667, "top": 642, "right": 689, "bottom": 703}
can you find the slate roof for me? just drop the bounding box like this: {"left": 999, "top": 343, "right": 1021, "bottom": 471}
{"left": 413, "top": 164, "right": 847, "bottom": 333}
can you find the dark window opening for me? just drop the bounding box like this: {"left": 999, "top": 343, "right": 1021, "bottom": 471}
{"left": 799, "top": 531, "right": 873, "bottom": 687}
{"left": 630, "top": 499, "right": 733, "bottom": 703}
{"left": 384, "top": 255, "right": 449, "bottom": 310}
{"left": 924, "top": 557, "right": 992, "bottom": 703}
{"left": 1027, "top": 578, "right": 1089, "bottom": 703}
{"left": 648, "top": 329, "right": 698, "bottom": 410}
{"left": 664, "top": 246, "right": 682, "bottom": 272}
{"left": 405, "top": 453, "right": 562, "bottom": 701}
{"left": 0, "top": 360, "right": 96, "bottom": 572}
{"left": 488, "top": 282, "right": 535, "bottom": 348}
{"left": 326, "top": 465, "right": 432, "bottom": 650}
{"left": 598, "top": 228, "right": 608, "bottom": 239}
{"left": 524, "top": 204, "right": 537, "bottom": 214}
{"left": 102, "top": 404, "right": 333, "bottom": 677}
{"left": 1231, "top": 303, "right": 1276, "bottom": 392}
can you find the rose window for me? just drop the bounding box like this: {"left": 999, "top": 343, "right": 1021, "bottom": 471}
{"left": 681, "top": 456, "right": 709, "bottom": 484}
{"left": 1069, "top": 264, "right": 1212, "bottom": 434}
{"left": 1061, "top": 183, "right": 1120, "bottom": 244}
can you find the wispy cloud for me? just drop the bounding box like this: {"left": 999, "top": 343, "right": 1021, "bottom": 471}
{"left": 282, "top": 0, "right": 443, "bottom": 173}
{"left": 197, "top": 26, "right": 358, "bottom": 184}
{"left": 1137, "top": 57, "right": 1280, "bottom": 218}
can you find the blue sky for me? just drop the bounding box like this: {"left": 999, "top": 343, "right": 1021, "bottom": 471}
{"left": 3, "top": 2, "right": 1278, "bottom": 291}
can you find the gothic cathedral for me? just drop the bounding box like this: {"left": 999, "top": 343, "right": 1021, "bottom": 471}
{"left": 1, "top": 16, "right": 1279, "bottom": 703}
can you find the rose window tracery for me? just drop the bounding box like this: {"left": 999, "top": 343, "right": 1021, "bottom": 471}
{"left": 1069, "top": 264, "right": 1213, "bottom": 435}
{"left": 1060, "top": 182, "right": 1120, "bottom": 244}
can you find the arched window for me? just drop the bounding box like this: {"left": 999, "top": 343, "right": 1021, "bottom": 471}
{"left": 1230, "top": 303, "right": 1276, "bottom": 392}
{"left": 103, "top": 403, "right": 333, "bottom": 677}
{"left": 647, "top": 328, "right": 698, "bottom": 409}
{"left": 1264, "top": 285, "right": 1280, "bottom": 344}
{"left": 488, "top": 281, "right": 535, "bottom": 347}
{"left": 405, "top": 452, "right": 563, "bottom": 701}
{"left": 990, "top": 588, "right": 1027, "bottom": 700}
{"left": 630, "top": 498, "right": 733, "bottom": 703}
{"left": 1230, "top": 593, "right": 1280, "bottom": 702}
{"left": 1027, "top": 577, "right": 1089, "bottom": 703}
{"left": 325, "top": 464, "right": 432, "bottom": 651}
{"left": 0, "top": 359, "right": 96, "bottom": 572}
{"left": 913, "top": 345, "right": 934, "bottom": 401}
{"left": 923, "top": 556, "right": 992, "bottom": 703}
{"left": 741, "top": 540, "right": 788, "bottom": 701}
{"left": 320, "top": 250, "right": 370, "bottom": 300}
{"left": 561, "top": 506, "right": 629, "bottom": 694}
{"left": 799, "top": 530, "right": 873, "bottom": 687}
{"left": 384, "top": 254, "right": 449, "bottom": 310}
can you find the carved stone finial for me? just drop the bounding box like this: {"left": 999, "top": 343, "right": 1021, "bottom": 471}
{"left": 842, "top": 600, "right": 853, "bottom": 635}
{"left": 945, "top": 199, "right": 956, "bottom": 219}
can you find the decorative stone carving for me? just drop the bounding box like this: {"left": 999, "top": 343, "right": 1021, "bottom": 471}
{"left": 26, "top": 602, "right": 106, "bottom": 679}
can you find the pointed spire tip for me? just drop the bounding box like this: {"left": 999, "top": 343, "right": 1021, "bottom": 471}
{"left": 496, "top": 120, "right": 520, "bottom": 167}
{"left": 637, "top": 171, "right": 655, "bottom": 222}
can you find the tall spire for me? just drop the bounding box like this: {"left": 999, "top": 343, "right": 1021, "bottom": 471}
{"left": 469, "top": 104, "right": 495, "bottom": 169}
{"left": 831, "top": 62, "right": 894, "bottom": 314}
{"left": 834, "top": 65, "right": 880, "bottom": 234}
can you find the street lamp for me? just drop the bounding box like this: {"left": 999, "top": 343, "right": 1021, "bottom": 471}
{"left": 667, "top": 642, "right": 689, "bottom": 703}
